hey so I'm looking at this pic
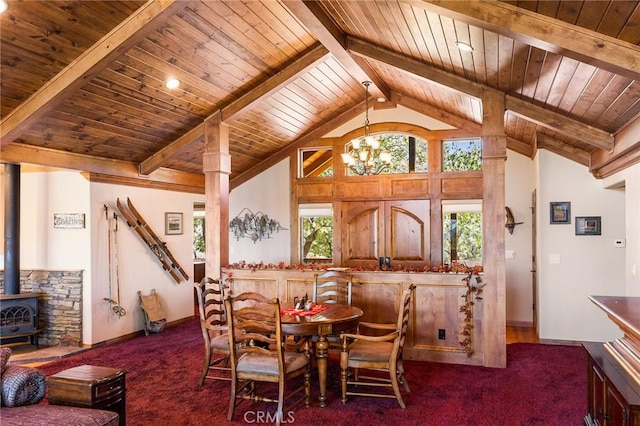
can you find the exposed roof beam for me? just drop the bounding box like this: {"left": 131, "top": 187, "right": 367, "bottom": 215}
{"left": 392, "top": 91, "right": 482, "bottom": 133}
{"left": 411, "top": 0, "right": 640, "bottom": 81}
{"left": 283, "top": 0, "right": 391, "bottom": 102}
{"left": 591, "top": 114, "right": 640, "bottom": 178}
{"left": 536, "top": 133, "right": 590, "bottom": 167}
{"left": 348, "top": 36, "right": 484, "bottom": 98}
{"left": 221, "top": 43, "right": 330, "bottom": 122}
{"left": 0, "top": 0, "right": 191, "bottom": 147}
{"left": 349, "top": 36, "right": 613, "bottom": 151}
{"left": 1, "top": 143, "right": 204, "bottom": 193}
{"left": 139, "top": 43, "right": 330, "bottom": 175}
{"left": 139, "top": 124, "right": 205, "bottom": 176}
{"left": 230, "top": 101, "right": 366, "bottom": 189}
{"left": 506, "top": 97, "right": 613, "bottom": 151}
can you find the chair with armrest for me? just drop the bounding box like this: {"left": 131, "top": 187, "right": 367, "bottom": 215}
{"left": 194, "top": 276, "right": 230, "bottom": 384}
{"left": 312, "top": 270, "right": 352, "bottom": 306}
{"left": 339, "top": 284, "right": 415, "bottom": 408}
{"left": 225, "top": 292, "right": 310, "bottom": 426}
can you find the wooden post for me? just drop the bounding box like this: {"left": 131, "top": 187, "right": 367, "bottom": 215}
{"left": 203, "top": 112, "right": 231, "bottom": 280}
{"left": 481, "top": 89, "right": 507, "bottom": 368}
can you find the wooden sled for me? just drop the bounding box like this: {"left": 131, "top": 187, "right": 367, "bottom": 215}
{"left": 138, "top": 289, "right": 167, "bottom": 335}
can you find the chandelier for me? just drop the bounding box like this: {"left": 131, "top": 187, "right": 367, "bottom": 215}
{"left": 341, "top": 81, "right": 392, "bottom": 175}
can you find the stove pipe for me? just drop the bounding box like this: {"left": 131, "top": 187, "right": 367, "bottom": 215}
{"left": 4, "top": 163, "right": 20, "bottom": 295}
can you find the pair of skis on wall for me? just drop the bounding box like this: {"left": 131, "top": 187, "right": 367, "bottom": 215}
{"left": 116, "top": 197, "right": 189, "bottom": 284}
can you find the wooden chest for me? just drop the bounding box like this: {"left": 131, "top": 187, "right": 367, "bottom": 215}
{"left": 48, "top": 364, "right": 126, "bottom": 426}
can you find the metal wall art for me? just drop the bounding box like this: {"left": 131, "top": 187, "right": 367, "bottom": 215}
{"left": 229, "top": 208, "right": 286, "bottom": 243}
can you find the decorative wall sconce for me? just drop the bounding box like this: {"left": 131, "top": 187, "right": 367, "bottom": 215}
{"left": 229, "top": 208, "right": 286, "bottom": 243}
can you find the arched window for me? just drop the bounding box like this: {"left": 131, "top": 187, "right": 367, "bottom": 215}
{"left": 343, "top": 133, "right": 428, "bottom": 176}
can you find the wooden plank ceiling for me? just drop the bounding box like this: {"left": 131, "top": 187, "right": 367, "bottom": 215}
{"left": 1, "top": 0, "right": 639, "bottom": 193}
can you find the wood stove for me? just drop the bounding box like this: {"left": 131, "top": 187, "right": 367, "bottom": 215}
{"left": 0, "top": 293, "right": 40, "bottom": 346}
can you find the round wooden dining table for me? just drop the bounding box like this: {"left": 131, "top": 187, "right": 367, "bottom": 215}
{"left": 280, "top": 304, "right": 363, "bottom": 407}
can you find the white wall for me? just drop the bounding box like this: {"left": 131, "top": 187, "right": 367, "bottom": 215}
{"left": 504, "top": 151, "right": 534, "bottom": 324}
{"left": 603, "top": 163, "right": 640, "bottom": 296}
{"left": 228, "top": 158, "right": 291, "bottom": 264}
{"left": 536, "top": 150, "right": 625, "bottom": 342}
{"left": 4, "top": 170, "right": 203, "bottom": 345}
{"left": 89, "top": 183, "right": 202, "bottom": 344}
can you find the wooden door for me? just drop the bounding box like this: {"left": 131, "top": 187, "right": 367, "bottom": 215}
{"left": 386, "top": 200, "right": 430, "bottom": 267}
{"left": 341, "top": 201, "right": 382, "bottom": 267}
{"left": 341, "top": 200, "right": 430, "bottom": 268}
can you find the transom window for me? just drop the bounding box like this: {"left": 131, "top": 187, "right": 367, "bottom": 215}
{"left": 442, "top": 138, "right": 482, "bottom": 172}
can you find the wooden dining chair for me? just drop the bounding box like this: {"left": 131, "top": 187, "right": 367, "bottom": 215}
{"left": 312, "top": 270, "right": 353, "bottom": 305}
{"left": 339, "top": 284, "right": 415, "bottom": 408}
{"left": 194, "top": 277, "right": 230, "bottom": 384}
{"left": 225, "top": 292, "right": 311, "bottom": 426}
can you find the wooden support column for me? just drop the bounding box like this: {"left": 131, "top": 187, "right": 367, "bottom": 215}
{"left": 481, "top": 89, "right": 507, "bottom": 368}
{"left": 203, "top": 113, "right": 231, "bottom": 280}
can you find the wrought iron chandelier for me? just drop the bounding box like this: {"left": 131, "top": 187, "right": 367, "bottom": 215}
{"left": 341, "top": 81, "right": 392, "bottom": 175}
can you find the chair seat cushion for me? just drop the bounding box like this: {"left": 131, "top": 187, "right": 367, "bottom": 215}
{"left": 210, "top": 333, "right": 229, "bottom": 350}
{"left": 237, "top": 351, "right": 308, "bottom": 376}
{"left": 348, "top": 340, "right": 393, "bottom": 363}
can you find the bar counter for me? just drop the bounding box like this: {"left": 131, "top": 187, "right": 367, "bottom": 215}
{"left": 222, "top": 268, "right": 487, "bottom": 366}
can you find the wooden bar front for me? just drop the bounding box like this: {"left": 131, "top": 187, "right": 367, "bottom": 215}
{"left": 223, "top": 268, "right": 487, "bottom": 366}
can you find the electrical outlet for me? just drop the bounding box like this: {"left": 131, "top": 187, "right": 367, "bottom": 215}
{"left": 438, "top": 329, "right": 446, "bottom": 340}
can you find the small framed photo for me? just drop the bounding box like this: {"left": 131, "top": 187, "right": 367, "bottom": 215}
{"left": 550, "top": 202, "right": 571, "bottom": 224}
{"left": 575, "top": 216, "right": 601, "bottom": 236}
{"left": 165, "top": 212, "right": 183, "bottom": 235}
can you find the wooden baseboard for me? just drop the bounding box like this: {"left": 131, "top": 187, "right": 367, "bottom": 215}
{"left": 506, "top": 321, "right": 533, "bottom": 328}
{"left": 539, "top": 338, "right": 582, "bottom": 346}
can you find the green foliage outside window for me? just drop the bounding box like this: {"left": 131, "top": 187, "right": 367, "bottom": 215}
{"left": 193, "top": 217, "right": 205, "bottom": 260}
{"left": 346, "top": 134, "right": 427, "bottom": 175}
{"left": 442, "top": 139, "right": 482, "bottom": 171}
{"left": 302, "top": 216, "right": 333, "bottom": 261}
{"left": 442, "top": 212, "right": 482, "bottom": 265}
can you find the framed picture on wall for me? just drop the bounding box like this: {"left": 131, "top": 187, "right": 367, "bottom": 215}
{"left": 575, "top": 216, "right": 601, "bottom": 235}
{"left": 165, "top": 212, "right": 183, "bottom": 235}
{"left": 549, "top": 202, "right": 571, "bottom": 224}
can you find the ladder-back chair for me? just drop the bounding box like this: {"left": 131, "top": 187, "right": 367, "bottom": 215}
{"left": 194, "top": 277, "right": 230, "bottom": 384}
{"left": 225, "top": 292, "right": 310, "bottom": 425}
{"left": 339, "top": 284, "right": 415, "bottom": 408}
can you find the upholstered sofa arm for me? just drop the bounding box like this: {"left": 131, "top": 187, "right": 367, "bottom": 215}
{"left": 1, "top": 365, "right": 46, "bottom": 407}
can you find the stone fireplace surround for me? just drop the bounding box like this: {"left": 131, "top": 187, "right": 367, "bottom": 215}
{"left": 0, "top": 270, "right": 82, "bottom": 347}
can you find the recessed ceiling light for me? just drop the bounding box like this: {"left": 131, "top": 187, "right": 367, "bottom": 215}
{"left": 165, "top": 78, "right": 180, "bottom": 89}
{"left": 455, "top": 41, "right": 474, "bottom": 52}
{"left": 0, "top": 0, "right": 8, "bottom": 13}
{"left": 376, "top": 97, "right": 386, "bottom": 103}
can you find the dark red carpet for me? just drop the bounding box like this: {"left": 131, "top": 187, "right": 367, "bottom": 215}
{"left": 37, "top": 319, "right": 586, "bottom": 425}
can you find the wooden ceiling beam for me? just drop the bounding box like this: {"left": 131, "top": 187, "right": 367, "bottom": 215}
{"left": 230, "top": 101, "right": 366, "bottom": 189}
{"left": 348, "top": 36, "right": 484, "bottom": 99}
{"left": 139, "top": 43, "right": 330, "bottom": 176}
{"left": 391, "top": 91, "right": 482, "bottom": 133}
{"left": 0, "top": 143, "right": 204, "bottom": 192}
{"left": 536, "top": 133, "right": 590, "bottom": 167}
{"left": 590, "top": 114, "right": 640, "bottom": 178}
{"left": 221, "top": 43, "right": 330, "bottom": 122}
{"left": 0, "top": 0, "right": 192, "bottom": 147}
{"left": 350, "top": 36, "right": 613, "bottom": 152}
{"left": 506, "top": 97, "right": 613, "bottom": 151}
{"left": 283, "top": 0, "right": 391, "bottom": 102}
{"left": 412, "top": 0, "right": 640, "bottom": 81}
